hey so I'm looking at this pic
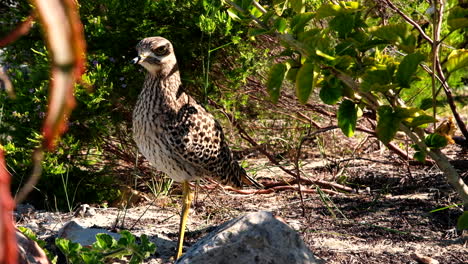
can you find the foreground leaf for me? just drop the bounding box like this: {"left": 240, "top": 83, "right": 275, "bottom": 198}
{"left": 396, "top": 52, "right": 425, "bottom": 88}
{"left": 406, "top": 115, "right": 437, "bottom": 128}
{"left": 295, "top": 63, "right": 315, "bottom": 104}
{"left": 94, "top": 233, "right": 117, "bottom": 250}
{"left": 370, "top": 23, "right": 416, "bottom": 53}
{"left": 376, "top": 106, "right": 400, "bottom": 144}
{"left": 274, "top": 17, "right": 288, "bottom": 33}
{"left": 320, "top": 77, "right": 343, "bottom": 105}
{"left": 413, "top": 151, "right": 426, "bottom": 162}
{"left": 338, "top": 99, "right": 357, "bottom": 137}
{"left": 266, "top": 63, "right": 288, "bottom": 103}
{"left": 446, "top": 49, "right": 468, "bottom": 73}
{"left": 425, "top": 133, "right": 448, "bottom": 149}
{"left": 290, "top": 13, "right": 314, "bottom": 34}
{"left": 448, "top": 7, "right": 468, "bottom": 31}
{"left": 290, "top": 0, "right": 304, "bottom": 13}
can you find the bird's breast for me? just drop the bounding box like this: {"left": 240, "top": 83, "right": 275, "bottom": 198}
{"left": 132, "top": 109, "right": 198, "bottom": 182}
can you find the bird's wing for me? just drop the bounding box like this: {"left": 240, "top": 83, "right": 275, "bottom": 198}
{"left": 163, "top": 102, "right": 263, "bottom": 188}
{"left": 163, "top": 103, "right": 232, "bottom": 177}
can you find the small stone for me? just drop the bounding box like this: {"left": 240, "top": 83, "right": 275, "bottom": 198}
{"left": 74, "top": 204, "right": 96, "bottom": 217}
{"left": 15, "top": 203, "right": 35, "bottom": 221}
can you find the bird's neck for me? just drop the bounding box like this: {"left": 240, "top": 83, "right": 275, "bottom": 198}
{"left": 141, "top": 66, "right": 185, "bottom": 111}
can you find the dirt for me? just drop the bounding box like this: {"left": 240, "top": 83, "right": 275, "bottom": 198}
{"left": 16, "top": 145, "right": 468, "bottom": 264}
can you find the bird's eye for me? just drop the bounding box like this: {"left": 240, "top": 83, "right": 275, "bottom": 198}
{"left": 153, "top": 45, "right": 168, "bottom": 56}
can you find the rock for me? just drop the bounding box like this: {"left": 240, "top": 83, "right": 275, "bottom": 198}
{"left": 14, "top": 203, "right": 35, "bottom": 221}
{"left": 57, "top": 220, "right": 120, "bottom": 246}
{"left": 176, "top": 211, "right": 322, "bottom": 264}
{"left": 17, "top": 229, "right": 51, "bottom": 264}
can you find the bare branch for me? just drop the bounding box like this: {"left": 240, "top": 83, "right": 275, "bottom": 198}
{"left": 14, "top": 149, "right": 44, "bottom": 204}
{"left": 400, "top": 124, "right": 468, "bottom": 206}
{"left": 0, "top": 14, "right": 34, "bottom": 48}
{"left": 382, "top": 0, "right": 433, "bottom": 44}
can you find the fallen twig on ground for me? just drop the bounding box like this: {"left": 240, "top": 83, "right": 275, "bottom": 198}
{"left": 200, "top": 178, "right": 345, "bottom": 196}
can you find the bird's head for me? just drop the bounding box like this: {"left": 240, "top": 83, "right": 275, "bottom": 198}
{"left": 132, "top": 37, "right": 177, "bottom": 76}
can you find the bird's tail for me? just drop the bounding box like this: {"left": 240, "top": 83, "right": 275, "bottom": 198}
{"left": 239, "top": 167, "right": 263, "bottom": 189}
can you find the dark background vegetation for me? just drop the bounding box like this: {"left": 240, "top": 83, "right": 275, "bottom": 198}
{"left": 0, "top": 0, "right": 270, "bottom": 210}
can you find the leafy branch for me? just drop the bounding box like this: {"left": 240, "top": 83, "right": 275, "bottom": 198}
{"left": 224, "top": 0, "right": 468, "bottom": 212}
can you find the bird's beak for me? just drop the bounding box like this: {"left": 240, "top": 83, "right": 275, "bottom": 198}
{"left": 131, "top": 56, "right": 141, "bottom": 64}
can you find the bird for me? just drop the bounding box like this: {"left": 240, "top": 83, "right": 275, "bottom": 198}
{"left": 131, "top": 36, "right": 261, "bottom": 259}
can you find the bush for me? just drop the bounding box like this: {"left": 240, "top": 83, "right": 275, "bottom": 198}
{"left": 0, "top": 0, "right": 267, "bottom": 210}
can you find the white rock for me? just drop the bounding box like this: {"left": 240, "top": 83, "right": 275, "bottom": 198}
{"left": 57, "top": 220, "right": 120, "bottom": 246}
{"left": 176, "top": 211, "right": 322, "bottom": 264}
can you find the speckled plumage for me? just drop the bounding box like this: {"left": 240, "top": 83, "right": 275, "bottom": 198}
{"left": 132, "top": 36, "right": 253, "bottom": 187}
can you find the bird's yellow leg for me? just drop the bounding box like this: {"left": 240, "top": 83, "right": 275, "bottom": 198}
{"left": 176, "top": 180, "right": 193, "bottom": 259}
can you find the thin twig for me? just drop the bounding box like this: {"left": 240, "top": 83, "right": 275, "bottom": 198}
{"left": 252, "top": 0, "right": 267, "bottom": 14}
{"left": 208, "top": 99, "right": 354, "bottom": 194}
{"left": 15, "top": 148, "right": 44, "bottom": 204}
{"left": 201, "top": 183, "right": 343, "bottom": 195}
{"left": 224, "top": 0, "right": 269, "bottom": 29}
{"left": 382, "top": 0, "right": 433, "bottom": 44}
{"left": 294, "top": 126, "right": 311, "bottom": 217}
{"left": 0, "top": 14, "right": 35, "bottom": 47}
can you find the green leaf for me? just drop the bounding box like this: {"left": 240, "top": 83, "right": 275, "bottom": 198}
{"left": 295, "top": 63, "right": 315, "bottom": 104}
{"left": 361, "top": 65, "right": 395, "bottom": 92}
{"left": 290, "top": 0, "right": 304, "bottom": 13}
{"left": 446, "top": 49, "right": 468, "bottom": 73}
{"left": 139, "top": 234, "right": 157, "bottom": 256}
{"left": 94, "top": 233, "right": 116, "bottom": 250}
{"left": 333, "top": 55, "right": 355, "bottom": 71}
{"left": 457, "top": 211, "right": 468, "bottom": 230}
{"left": 118, "top": 230, "right": 136, "bottom": 246}
{"left": 266, "top": 63, "right": 288, "bottom": 103}
{"left": 300, "top": 31, "right": 333, "bottom": 56}
{"left": 419, "top": 97, "right": 444, "bottom": 110}
{"left": 396, "top": 52, "right": 425, "bottom": 88}
{"left": 448, "top": 7, "right": 468, "bottom": 31}
{"left": 394, "top": 107, "right": 436, "bottom": 128}
{"left": 338, "top": 99, "right": 357, "bottom": 137}
{"left": 413, "top": 151, "right": 426, "bottom": 162}
{"left": 249, "top": 6, "right": 263, "bottom": 19}
{"left": 406, "top": 114, "right": 437, "bottom": 128}
{"left": 274, "top": 17, "right": 288, "bottom": 33}
{"left": 286, "top": 67, "right": 299, "bottom": 81}
{"left": 329, "top": 13, "right": 355, "bottom": 38}
{"left": 198, "top": 14, "right": 216, "bottom": 34}
{"left": 370, "top": 24, "right": 416, "bottom": 53}
{"left": 424, "top": 133, "right": 448, "bottom": 149}
{"left": 290, "top": 13, "right": 314, "bottom": 34}
{"left": 394, "top": 107, "right": 420, "bottom": 119}
{"left": 376, "top": 105, "right": 400, "bottom": 144}
{"left": 226, "top": 8, "right": 241, "bottom": 21}
{"left": 316, "top": 2, "right": 359, "bottom": 19}
{"left": 316, "top": 4, "right": 341, "bottom": 18}
{"left": 319, "top": 78, "right": 343, "bottom": 105}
